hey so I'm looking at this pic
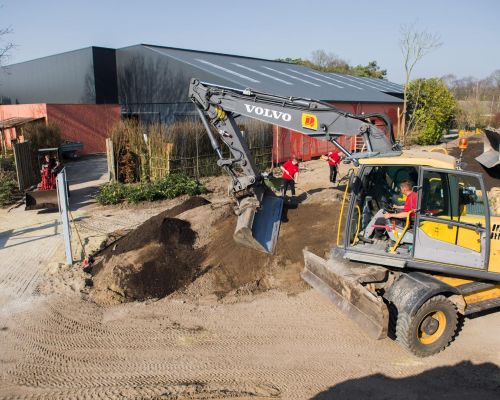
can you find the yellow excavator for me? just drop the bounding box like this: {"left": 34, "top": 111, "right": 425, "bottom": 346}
{"left": 189, "top": 79, "right": 500, "bottom": 357}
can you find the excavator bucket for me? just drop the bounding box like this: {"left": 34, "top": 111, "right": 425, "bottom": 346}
{"left": 25, "top": 189, "right": 58, "bottom": 210}
{"left": 302, "top": 250, "right": 389, "bottom": 340}
{"left": 476, "top": 128, "right": 500, "bottom": 169}
{"left": 234, "top": 193, "right": 283, "bottom": 253}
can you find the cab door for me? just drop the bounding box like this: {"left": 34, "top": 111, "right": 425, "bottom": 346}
{"left": 413, "top": 168, "right": 490, "bottom": 270}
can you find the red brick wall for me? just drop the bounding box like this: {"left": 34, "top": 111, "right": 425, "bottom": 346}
{"left": 47, "top": 104, "right": 121, "bottom": 154}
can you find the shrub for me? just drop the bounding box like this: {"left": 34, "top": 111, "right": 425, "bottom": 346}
{"left": 406, "top": 78, "right": 457, "bottom": 145}
{"left": 0, "top": 170, "right": 17, "bottom": 206}
{"left": 0, "top": 155, "right": 16, "bottom": 172}
{"left": 95, "top": 183, "right": 127, "bottom": 205}
{"left": 95, "top": 174, "right": 205, "bottom": 205}
{"left": 23, "top": 122, "right": 62, "bottom": 152}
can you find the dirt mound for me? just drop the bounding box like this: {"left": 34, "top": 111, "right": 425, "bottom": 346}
{"left": 94, "top": 196, "right": 210, "bottom": 262}
{"left": 91, "top": 194, "right": 341, "bottom": 305}
{"left": 182, "top": 202, "right": 340, "bottom": 299}
{"left": 90, "top": 197, "right": 209, "bottom": 304}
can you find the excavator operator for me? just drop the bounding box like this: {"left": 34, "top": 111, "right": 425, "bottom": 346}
{"left": 362, "top": 180, "right": 417, "bottom": 240}
{"left": 383, "top": 180, "right": 417, "bottom": 220}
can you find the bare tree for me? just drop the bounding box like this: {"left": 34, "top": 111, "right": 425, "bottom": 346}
{"left": 0, "top": 25, "right": 13, "bottom": 66}
{"left": 399, "top": 24, "right": 442, "bottom": 144}
{"left": 309, "top": 50, "right": 349, "bottom": 73}
{"left": 489, "top": 69, "right": 500, "bottom": 90}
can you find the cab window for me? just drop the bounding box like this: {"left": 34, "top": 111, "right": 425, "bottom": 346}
{"left": 421, "top": 170, "right": 486, "bottom": 225}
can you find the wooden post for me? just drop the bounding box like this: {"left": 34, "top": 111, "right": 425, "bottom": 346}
{"left": 166, "top": 143, "right": 172, "bottom": 176}
{"left": 105, "top": 138, "right": 116, "bottom": 182}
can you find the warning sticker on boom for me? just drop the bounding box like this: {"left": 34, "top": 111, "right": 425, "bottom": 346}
{"left": 301, "top": 113, "right": 318, "bottom": 130}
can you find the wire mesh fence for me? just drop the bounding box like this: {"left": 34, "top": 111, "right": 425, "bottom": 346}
{"left": 167, "top": 145, "right": 272, "bottom": 178}
{"left": 108, "top": 120, "right": 274, "bottom": 182}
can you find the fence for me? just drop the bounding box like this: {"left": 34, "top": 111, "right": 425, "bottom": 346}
{"left": 168, "top": 145, "right": 273, "bottom": 178}
{"left": 13, "top": 142, "right": 39, "bottom": 191}
{"left": 106, "top": 136, "right": 273, "bottom": 182}
{"left": 149, "top": 141, "right": 173, "bottom": 180}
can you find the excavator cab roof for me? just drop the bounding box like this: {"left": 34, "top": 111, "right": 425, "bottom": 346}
{"left": 358, "top": 150, "right": 457, "bottom": 170}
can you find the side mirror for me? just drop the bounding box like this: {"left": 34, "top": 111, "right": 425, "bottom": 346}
{"left": 349, "top": 175, "right": 362, "bottom": 195}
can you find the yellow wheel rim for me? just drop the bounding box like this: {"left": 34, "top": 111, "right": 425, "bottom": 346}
{"left": 417, "top": 310, "right": 447, "bottom": 345}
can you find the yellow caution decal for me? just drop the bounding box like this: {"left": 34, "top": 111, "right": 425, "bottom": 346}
{"left": 302, "top": 113, "right": 318, "bottom": 130}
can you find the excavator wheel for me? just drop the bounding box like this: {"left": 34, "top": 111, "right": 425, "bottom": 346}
{"left": 395, "top": 295, "right": 459, "bottom": 357}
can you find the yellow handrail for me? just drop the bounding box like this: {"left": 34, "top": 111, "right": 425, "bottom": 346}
{"left": 336, "top": 180, "right": 351, "bottom": 246}
{"left": 390, "top": 210, "right": 415, "bottom": 253}
{"left": 352, "top": 205, "right": 362, "bottom": 246}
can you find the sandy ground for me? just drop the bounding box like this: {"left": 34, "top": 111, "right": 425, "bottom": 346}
{"left": 1, "top": 157, "right": 499, "bottom": 400}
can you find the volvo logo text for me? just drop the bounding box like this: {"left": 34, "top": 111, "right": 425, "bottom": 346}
{"left": 244, "top": 104, "right": 292, "bottom": 122}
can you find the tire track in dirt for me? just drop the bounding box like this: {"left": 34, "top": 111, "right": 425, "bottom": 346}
{"left": 3, "top": 287, "right": 497, "bottom": 400}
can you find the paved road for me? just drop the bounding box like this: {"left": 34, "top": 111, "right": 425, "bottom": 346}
{"left": 0, "top": 155, "right": 108, "bottom": 304}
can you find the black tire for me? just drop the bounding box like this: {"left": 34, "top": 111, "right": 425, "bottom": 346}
{"left": 395, "top": 295, "right": 459, "bottom": 357}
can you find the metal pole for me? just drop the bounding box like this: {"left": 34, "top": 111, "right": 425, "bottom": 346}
{"left": 57, "top": 168, "right": 73, "bottom": 266}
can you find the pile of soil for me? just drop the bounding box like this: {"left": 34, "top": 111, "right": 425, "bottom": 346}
{"left": 188, "top": 202, "right": 340, "bottom": 298}
{"left": 91, "top": 194, "right": 342, "bottom": 305}
{"left": 90, "top": 197, "right": 209, "bottom": 304}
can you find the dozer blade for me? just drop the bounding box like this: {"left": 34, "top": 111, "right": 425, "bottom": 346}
{"left": 302, "top": 250, "right": 389, "bottom": 340}
{"left": 476, "top": 128, "right": 500, "bottom": 169}
{"left": 25, "top": 189, "right": 58, "bottom": 210}
{"left": 234, "top": 192, "right": 283, "bottom": 254}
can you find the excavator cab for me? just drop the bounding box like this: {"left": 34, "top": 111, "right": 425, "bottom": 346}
{"left": 342, "top": 163, "right": 490, "bottom": 270}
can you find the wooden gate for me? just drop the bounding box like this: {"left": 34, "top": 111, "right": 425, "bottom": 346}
{"left": 13, "top": 142, "right": 39, "bottom": 191}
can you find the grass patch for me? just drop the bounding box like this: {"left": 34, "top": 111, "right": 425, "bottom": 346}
{"left": 96, "top": 174, "right": 206, "bottom": 205}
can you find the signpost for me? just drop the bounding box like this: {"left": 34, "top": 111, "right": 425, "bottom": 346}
{"left": 56, "top": 168, "right": 73, "bottom": 266}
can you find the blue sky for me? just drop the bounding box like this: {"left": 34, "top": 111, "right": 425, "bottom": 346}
{"left": 2, "top": 0, "right": 499, "bottom": 83}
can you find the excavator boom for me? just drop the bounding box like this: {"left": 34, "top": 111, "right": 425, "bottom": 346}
{"left": 189, "top": 79, "right": 398, "bottom": 253}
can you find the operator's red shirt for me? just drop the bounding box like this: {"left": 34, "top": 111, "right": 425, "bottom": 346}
{"left": 282, "top": 160, "right": 299, "bottom": 181}
{"left": 327, "top": 151, "right": 340, "bottom": 166}
{"left": 403, "top": 191, "right": 418, "bottom": 216}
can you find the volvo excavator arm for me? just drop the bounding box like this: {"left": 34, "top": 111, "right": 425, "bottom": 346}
{"left": 189, "top": 79, "right": 399, "bottom": 253}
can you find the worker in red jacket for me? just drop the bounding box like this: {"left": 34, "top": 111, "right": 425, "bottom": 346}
{"left": 383, "top": 180, "right": 418, "bottom": 220}
{"left": 326, "top": 150, "right": 341, "bottom": 186}
{"left": 280, "top": 156, "right": 299, "bottom": 199}
{"left": 362, "top": 180, "right": 418, "bottom": 240}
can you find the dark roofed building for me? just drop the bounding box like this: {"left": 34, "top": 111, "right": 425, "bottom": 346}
{"left": 0, "top": 47, "right": 118, "bottom": 105}
{"left": 115, "top": 44, "right": 403, "bottom": 123}
{"left": 0, "top": 44, "right": 403, "bottom": 156}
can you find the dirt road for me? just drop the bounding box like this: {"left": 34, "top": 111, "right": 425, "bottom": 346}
{"left": 1, "top": 159, "right": 499, "bottom": 399}
{"left": 1, "top": 287, "right": 498, "bottom": 399}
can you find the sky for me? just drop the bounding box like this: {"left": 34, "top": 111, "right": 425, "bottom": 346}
{"left": 1, "top": 0, "right": 499, "bottom": 84}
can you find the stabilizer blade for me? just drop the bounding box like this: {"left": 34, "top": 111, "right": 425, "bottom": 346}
{"left": 302, "top": 250, "right": 389, "bottom": 340}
